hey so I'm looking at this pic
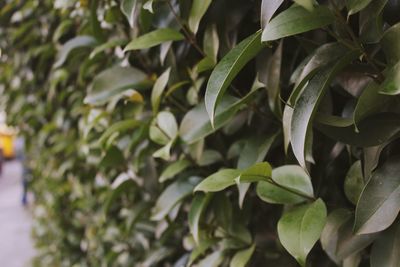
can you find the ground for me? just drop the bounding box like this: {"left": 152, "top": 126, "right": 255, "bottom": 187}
{"left": 0, "top": 160, "right": 35, "bottom": 267}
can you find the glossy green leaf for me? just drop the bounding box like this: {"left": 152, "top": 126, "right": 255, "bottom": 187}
{"left": 291, "top": 50, "right": 359, "bottom": 167}
{"left": 150, "top": 111, "right": 178, "bottom": 145}
{"left": 196, "top": 250, "right": 224, "bottom": 267}
{"left": 347, "top": 0, "right": 373, "bottom": 15}
{"left": 189, "top": 193, "right": 213, "bottom": 243}
{"left": 277, "top": 199, "right": 327, "bottom": 266}
{"left": 236, "top": 162, "right": 271, "bottom": 183}
{"left": 359, "top": 0, "right": 388, "bottom": 43}
{"left": 294, "top": 0, "right": 315, "bottom": 11}
{"left": 262, "top": 5, "right": 335, "bottom": 42}
{"left": 354, "top": 155, "right": 400, "bottom": 234}
{"left": 205, "top": 31, "right": 263, "bottom": 125}
{"left": 194, "top": 169, "right": 241, "bottom": 192}
{"left": 230, "top": 244, "right": 255, "bottom": 267}
{"left": 159, "top": 159, "right": 191, "bottom": 182}
{"left": 124, "top": 28, "right": 184, "bottom": 51}
{"left": 188, "top": 0, "right": 213, "bottom": 34}
{"left": 379, "top": 62, "right": 400, "bottom": 95}
{"left": 344, "top": 161, "right": 364, "bottom": 205}
{"left": 54, "top": 35, "right": 97, "bottom": 68}
{"left": 370, "top": 220, "right": 400, "bottom": 267}
{"left": 151, "top": 68, "right": 171, "bottom": 113}
{"left": 151, "top": 177, "right": 200, "bottom": 220}
{"left": 84, "top": 66, "right": 150, "bottom": 106}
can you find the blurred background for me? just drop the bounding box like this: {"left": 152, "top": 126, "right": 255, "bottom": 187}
{"left": 0, "top": 112, "right": 35, "bottom": 267}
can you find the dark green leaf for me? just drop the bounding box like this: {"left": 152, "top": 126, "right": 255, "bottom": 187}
{"left": 370, "top": 220, "right": 400, "bottom": 267}
{"left": 344, "top": 161, "right": 364, "bottom": 205}
{"left": 347, "top": 0, "right": 373, "bottom": 15}
{"left": 381, "top": 22, "right": 400, "bottom": 65}
{"left": 189, "top": 193, "right": 213, "bottom": 243}
{"left": 159, "top": 159, "right": 191, "bottom": 182}
{"left": 54, "top": 36, "right": 97, "bottom": 67}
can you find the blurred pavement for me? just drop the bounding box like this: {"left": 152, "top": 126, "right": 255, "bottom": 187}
{"left": 0, "top": 160, "right": 35, "bottom": 267}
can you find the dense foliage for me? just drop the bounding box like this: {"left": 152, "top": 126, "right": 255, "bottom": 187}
{"left": 1, "top": 0, "right": 400, "bottom": 266}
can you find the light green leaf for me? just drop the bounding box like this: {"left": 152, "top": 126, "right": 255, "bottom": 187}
{"left": 256, "top": 165, "right": 314, "bottom": 204}
{"left": 188, "top": 238, "right": 217, "bottom": 266}
{"left": 370, "top": 220, "right": 400, "bottom": 267}
{"left": 143, "top": 0, "right": 154, "bottom": 13}
{"left": 90, "top": 38, "right": 127, "bottom": 59}
{"left": 262, "top": 5, "right": 335, "bottom": 42}
{"left": 260, "top": 0, "right": 284, "bottom": 28}
{"left": 344, "top": 161, "right": 364, "bottom": 205}
{"left": 379, "top": 62, "right": 400, "bottom": 95}
{"left": 159, "top": 159, "right": 191, "bottom": 182}
{"left": 189, "top": 193, "right": 213, "bottom": 243}
{"left": 347, "top": 0, "right": 373, "bottom": 15}
{"left": 197, "top": 150, "right": 223, "bottom": 166}
{"left": 54, "top": 35, "right": 97, "bottom": 68}
{"left": 98, "top": 119, "right": 141, "bottom": 147}
{"left": 291, "top": 50, "right": 359, "bottom": 167}
{"left": 354, "top": 155, "right": 400, "bottom": 234}
{"left": 205, "top": 31, "right": 263, "bottom": 125}
{"left": 188, "top": 0, "right": 213, "bottom": 34}
{"left": 203, "top": 24, "right": 219, "bottom": 62}
{"left": 151, "top": 68, "right": 171, "bottom": 113}
{"left": 229, "top": 244, "right": 255, "bottom": 267}
{"left": 121, "top": 0, "right": 139, "bottom": 27}
{"left": 151, "top": 177, "right": 200, "bottom": 220}
{"left": 84, "top": 66, "right": 151, "bottom": 106}
{"left": 294, "top": 0, "right": 315, "bottom": 11}
{"left": 194, "top": 169, "right": 241, "bottom": 192}
{"left": 381, "top": 22, "right": 400, "bottom": 65}
{"left": 237, "top": 162, "right": 271, "bottom": 183}
{"left": 150, "top": 111, "right": 178, "bottom": 145}
{"left": 196, "top": 250, "right": 224, "bottom": 267}
{"left": 124, "top": 28, "right": 185, "bottom": 51}
{"left": 152, "top": 140, "right": 173, "bottom": 160}
{"left": 277, "top": 199, "right": 327, "bottom": 267}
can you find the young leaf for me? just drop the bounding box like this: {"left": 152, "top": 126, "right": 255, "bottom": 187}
{"left": 124, "top": 28, "right": 184, "bottom": 51}
{"left": 188, "top": 0, "right": 213, "bottom": 34}
{"left": 84, "top": 66, "right": 151, "bottom": 106}
{"left": 344, "top": 161, "right": 364, "bottom": 205}
{"left": 151, "top": 68, "right": 171, "bottom": 113}
{"left": 291, "top": 50, "right": 359, "bottom": 167}
{"left": 205, "top": 31, "right": 263, "bottom": 125}
{"left": 262, "top": 5, "right": 335, "bottom": 42}
{"left": 354, "top": 155, "right": 400, "bottom": 234}
{"left": 277, "top": 199, "right": 327, "bottom": 267}
{"left": 230, "top": 245, "right": 255, "bottom": 267}
{"left": 194, "top": 169, "right": 241, "bottom": 192}
{"left": 151, "top": 177, "right": 200, "bottom": 220}
{"left": 370, "top": 220, "right": 400, "bottom": 267}
{"left": 54, "top": 36, "right": 97, "bottom": 67}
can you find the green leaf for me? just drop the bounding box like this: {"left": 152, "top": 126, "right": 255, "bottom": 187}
{"left": 151, "top": 68, "right": 171, "bottom": 113}
{"left": 354, "top": 155, "right": 400, "bottom": 234}
{"left": 359, "top": 0, "right": 388, "bottom": 43}
{"left": 205, "top": 31, "right": 263, "bottom": 125}
{"left": 291, "top": 50, "right": 359, "bottom": 167}
{"left": 354, "top": 81, "right": 393, "bottom": 127}
{"left": 196, "top": 250, "right": 224, "bottom": 267}
{"left": 189, "top": 193, "right": 213, "bottom": 243}
{"left": 293, "top": 0, "right": 315, "bottom": 11}
{"left": 197, "top": 150, "right": 223, "bottom": 166}
{"left": 100, "top": 145, "right": 124, "bottom": 168}
{"left": 230, "top": 245, "right": 255, "bottom": 267}
{"left": 151, "top": 177, "right": 200, "bottom": 220}
{"left": 98, "top": 119, "right": 141, "bottom": 147}
{"left": 150, "top": 111, "right": 178, "bottom": 145}
{"left": 237, "top": 162, "right": 271, "bottom": 183}
{"left": 203, "top": 24, "right": 219, "bottom": 62}
{"left": 256, "top": 165, "right": 314, "bottom": 204}
{"left": 194, "top": 169, "right": 242, "bottom": 192}
{"left": 260, "top": 0, "right": 284, "bottom": 28}
{"left": 262, "top": 5, "right": 335, "bottom": 42}
{"left": 84, "top": 66, "right": 151, "bottom": 106}
{"left": 89, "top": 38, "right": 127, "bottom": 59}
{"left": 316, "top": 113, "right": 400, "bottom": 147}
{"left": 159, "top": 159, "right": 191, "bottom": 182}
{"left": 320, "top": 209, "right": 352, "bottom": 264}
{"left": 336, "top": 218, "right": 378, "bottom": 259}
{"left": 347, "top": 0, "right": 373, "bottom": 15}
{"left": 344, "top": 161, "right": 364, "bottom": 205}
{"left": 277, "top": 199, "right": 327, "bottom": 267}
{"left": 180, "top": 89, "right": 259, "bottom": 144}
{"left": 370, "top": 220, "right": 400, "bottom": 267}
{"left": 124, "top": 28, "right": 184, "bottom": 51}
{"left": 104, "top": 173, "right": 137, "bottom": 213}
{"left": 379, "top": 62, "right": 400, "bottom": 95}
{"left": 54, "top": 35, "right": 97, "bottom": 68}
{"left": 381, "top": 22, "right": 400, "bottom": 65}
{"left": 188, "top": 0, "right": 213, "bottom": 34}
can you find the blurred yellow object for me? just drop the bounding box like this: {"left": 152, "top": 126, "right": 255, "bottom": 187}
{"left": 0, "top": 133, "right": 15, "bottom": 159}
